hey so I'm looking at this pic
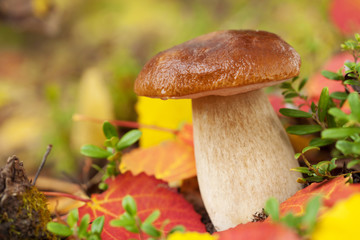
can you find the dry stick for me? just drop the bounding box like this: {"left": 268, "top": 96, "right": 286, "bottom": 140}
{"left": 43, "top": 191, "right": 91, "bottom": 203}
{"left": 32, "top": 144, "right": 53, "bottom": 186}
{"left": 73, "top": 114, "right": 179, "bottom": 135}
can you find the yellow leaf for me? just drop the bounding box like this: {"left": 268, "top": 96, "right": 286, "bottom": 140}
{"left": 136, "top": 96, "right": 192, "bottom": 147}
{"left": 167, "top": 232, "right": 217, "bottom": 240}
{"left": 71, "top": 68, "right": 113, "bottom": 151}
{"left": 312, "top": 193, "right": 360, "bottom": 239}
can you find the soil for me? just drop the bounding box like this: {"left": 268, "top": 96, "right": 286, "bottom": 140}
{"left": 0, "top": 156, "right": 55, "bottom": 240}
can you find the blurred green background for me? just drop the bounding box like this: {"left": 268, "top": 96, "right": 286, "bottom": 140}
{"left": 0, "top": 0, "right": 355, "bottom": 176}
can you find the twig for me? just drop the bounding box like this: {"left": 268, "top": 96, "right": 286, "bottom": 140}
{"left": 43, "top": 191, "right": 91, "bottom": 203}
{"left": 73, "top": 114, "right": 179, "bottom": 135}
{"left": 32, "top": 144, "right": 52, "bottom": 186}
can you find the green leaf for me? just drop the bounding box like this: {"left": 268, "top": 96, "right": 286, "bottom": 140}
{"left": 302, "top": 146, "right": 320, "bottom": 154}
{"left": 143, "top": 210, "right": 160, "bottom": 225}
{"left": 103, "top": 121, "right": 118, "bottom": 139}
{"left": 294, "top": 153, "right": 302, "bottom": 159}
{"left": 168, "top": 225, "right": 186, "bottom": 235}
{"left": 110, "top": 212, "right": 139, "bottom": 233}
{"left": 318, "top": 87, "right": 329, "bottom": 122}
{"left": 286, "top": 125, "right": 322, "bottom": 135}
{"left": 336, "top": 140, "right": 360, "bottom": 155}
{"left": 298, "top": 78, "right": 308, "bottom": 91}
{"left": 344, "top": 80, "right": 360, "bottom": 86}
{"left": 280, "top": 212, "right": 300, "bottom": 230}
{"left": 280, "top": 82, "right": 292, "bottom": 89}
{"left": 47, "top": 222, "right": 73, "bottom": 237}
{"left": 321, "top": 70, "right": 344, "bottom": 80}
{"left": 322, "top": 128, "right": 360, "bottom": 139}
{"left": 284, "top": 93, "right": 299, "bottom": 99}
{"left": 67, "top": 209, "right": 79, "bottom": 228}
{"left": 311, "top": 102, "right": 317, "bottom": 113}
{"left": 309, "top": 138, "right": 335, "bottom": 147}
{"left": 122, "top": 195, "right": 137, "bottom": 216}
{"left": 116, "top": 130, "right": 142, "bottom": 151}
{"left": 81, "top": 145, "right": 112, "bottom": 158}
{"left": 264, "top": 197, "right": 280, "bottom": 222}
{"left": 347, "top": 159, "right": 360, "bottom": 168}
{"left": 91, "top": 216, "right": 105, "bottom": 234}
{"left": 279, "top": 108, "right": 312, "bottom": 118}
{"left": 348, "top": 92, "right": 360, "bottom": 121}
{"left": 141, "top": 223, "right": 161, "bottom": 237}
{"left": 304, "top": 176, "right": 325, "bottom": 182}
{"left": 328, "top": 108, "right": 350, "bottom": 121}
{"left": 78, "top": 214, "right": 90, "bottom": 238}
{"left": 301, "top": 195, "right": 322, "bottom": 232}
{"left": 330, "top": 92, "right": 348, "bottom": 100}
{"left": 291, "top": 167, "right": 312, "bottom": 175}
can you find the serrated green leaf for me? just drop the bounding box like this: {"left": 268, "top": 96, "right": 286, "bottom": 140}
{"left": 67, "top": 209, "right": 79, "bottom": 228}
{"left": 47, "top": 222, "right": 73, "bottom": 237}
{"left": 103, "top": 121, "right": 118, "bottom": 139}
{"left": 143, "top": 210, "right": 160, "bottom": 225}
{"left": 347, "top": 159, "right": 360, "bottom": 169}
{"left": 91, "top": 216, "right": 105, "bottom": 234}
{"left": 78, "top": 214, "right": 90, "bottom": 238}
{"left": 318, "top": 87, "right": 329, "bottom": 122}
{"left": 322, "top": 128, "right": 360, "bottom": 139}
{"left": 348, "top": 92, "right": 360, "bottom": 121}
{"left": 330, "top": 92, "right": 348, "bottom": 100}
{"left": 286, "top": 125, "right": 322, "bottom": 135}
{"left": 309, "top": 138, "right": 335, "bottom": 147}
{"left": 141, "top": 223, "right": 161, "bottom": 237}
{"left": 122, "top": 195, "right": 137, "bottom": 216}
{"left": 279, "top": 108, "right": 312, "bottom": 118}
{"left": 81, "top": 145, "right": 112, "bottom": 158}
{"left": 264, "top": 197, "right": 280, "bottom": 222}
{"left": 302, "top": 146, "right": 320, "bottom": 153}
{"left": 321, "top": 70, "right": 344, "bottom": 80}
{"left": 116, "top": 130, "right": 142, "bottom": 151}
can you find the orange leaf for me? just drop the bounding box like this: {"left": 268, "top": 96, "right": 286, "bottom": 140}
{"left": 78, "top": 172, "right": 205, "bottom": 239}
{"left": 216, "top": 222, "right": 300, "bottom": 240}
{"left": 120, "top": 124, "right": 196, "bottom": 182}
{"left": 274, "top": 177, "right": 360, "bottom": 217}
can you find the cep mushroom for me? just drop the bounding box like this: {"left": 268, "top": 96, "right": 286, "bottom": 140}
{"left": 134, "top": 30, "right": 302, "bottom": 231}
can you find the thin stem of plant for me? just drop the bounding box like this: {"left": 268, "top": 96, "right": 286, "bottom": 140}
{"left": 32, "top": 144, "right": 52, "bottom": 186}
{"left": 73, "top": 114, "right": 179, "bottom": 135}
{"left": 43, "top": 191, "right": 91, "bottom": 203}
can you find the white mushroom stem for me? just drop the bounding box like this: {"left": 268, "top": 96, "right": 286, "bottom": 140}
{"left": 192, "top": 89, "right": 301, "bottom": 231}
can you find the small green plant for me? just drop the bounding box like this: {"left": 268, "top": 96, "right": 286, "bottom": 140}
{"left": 280, "top": 34, "right": 360, "bottom": 183}
{"left": 81, "top": 121, "right": 142, "bottom": 189}
{"left": 264, "top": 195, "right": 322, "bottom": 237}
{"left": 47, "top": 209, "right": 105, "bottom": 240}
{"left": 110, "top": 195, "right": 185, "bottom": 240}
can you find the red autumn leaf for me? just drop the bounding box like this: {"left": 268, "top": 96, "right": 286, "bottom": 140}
{"left": 120, "top": 124, "right": 196, "bottom": 182}
{"left": 216, "top": 222, "right": 300, "bottom": 240}
{"left": 78, "top": 172, "right": 205, "bottom": 239}
{"left": 272, "top": 176, "right": 360, "bottom": 217}
{"left": 330, "top": 0, "right": 360, "bottom": 35}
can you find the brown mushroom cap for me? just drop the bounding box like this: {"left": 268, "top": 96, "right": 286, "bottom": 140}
{"left": 134, "top": 30, "right": 301, "bottom": 99}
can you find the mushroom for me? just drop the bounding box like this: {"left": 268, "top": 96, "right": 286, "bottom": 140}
{"left": 134, "top": 30, "right": 302, "bottom": 231}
